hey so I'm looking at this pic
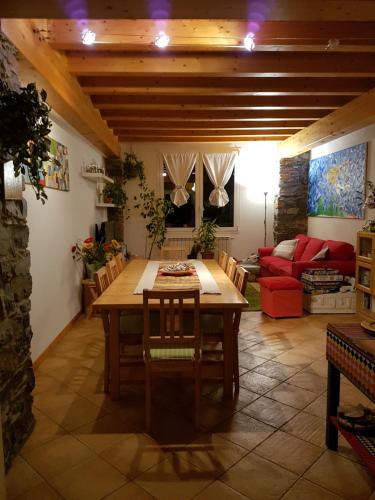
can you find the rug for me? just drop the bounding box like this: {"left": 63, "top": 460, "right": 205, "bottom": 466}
{"left": 244, "top": 282, "right": 261, "bottom": 311}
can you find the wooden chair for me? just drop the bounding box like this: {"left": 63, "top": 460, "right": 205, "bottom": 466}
{"left": 143, "top": 289, "right": 201, "bottom": 431}
{"left": 218, "top": 250, "right": 228, "bottom": 272}
{"left": 106, "top": 258, "right": 120, "bottom": 283}
{"left": 226, "top": 257, "right": 237, "bottom": 282}
{"left": 94, "top": 266, "right": 143, "bottom": 393}
{"left": 232, "top": 266, "right": 249, "bottom": 391}
{"left": 160, "top": 246, "right": 188, "bottom": 261}
{"left": 115, "top": 252, "right": 125, "bottom": 272}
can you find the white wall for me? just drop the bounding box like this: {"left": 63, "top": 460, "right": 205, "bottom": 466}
{"left": 308, "top": 123, "right": 375, "bottom": 245}
{"left": 122, "top": 141, "right": 280, "bottom": 260}
{"left": 24, "top": 112, "right": 107, "bottom": 361}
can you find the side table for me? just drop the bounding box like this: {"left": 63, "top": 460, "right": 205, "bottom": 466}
{"left": 82, "top": 279, "right": 98, "bottom": 319}
{"left": 238, "top": 263, "right": 260, "bottom": 282}
{"left": 326, "top": 323, "right": 375, "bottom": 475}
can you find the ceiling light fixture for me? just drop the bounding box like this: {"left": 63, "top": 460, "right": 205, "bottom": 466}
{"left": 244, "top": 33, "right": 256, "bottom": 52}
{"left": 325, "top": 38, "right": 340, "bottom": 50}
{"left": 81, "top": 28, "right": 96, "bottom": 46}
{"left": 154, "top": 32, "right": 170, "bottom": 49}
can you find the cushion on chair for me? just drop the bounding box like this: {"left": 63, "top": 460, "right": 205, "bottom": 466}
{"left": 258, "top": 276, "right": 304, "bottom": 291}
{"left": 150, "top": 347, "right": 195, "bottom": 360}
{"left": 271, "top": 239, "right": 297, "bottom": 260}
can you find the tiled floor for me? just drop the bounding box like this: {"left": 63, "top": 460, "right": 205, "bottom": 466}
{"left": 6, "top": 311, "right": 375, "bottom": 499}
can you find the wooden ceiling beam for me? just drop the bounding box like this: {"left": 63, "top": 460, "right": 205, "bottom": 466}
{"left": 80, "top": 76, "right": 375, "bottom": 95}
{"left": 114, "top": 128, "right": 299, "bottom": 136}
{"left": 107, "top": 120, "right": 307, "bottom": 130}
{"left": 279, "top": 87, "right": 375, "bottom": 156}
{"left": 118, "top": 135, "right": 291, "bottom": 142}
{"left": 2, "top": 1, "right": 375, "bottom": 21}
{"left": 68, "top": 51, "right": 375, "bottom": 77}
{"left": 100, "top": 109, "right": 329, "bottom": 120}
{"left": 0, "top": 19, "right": 120, "bottom": 157}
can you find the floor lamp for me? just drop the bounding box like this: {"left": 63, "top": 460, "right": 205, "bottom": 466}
{"left": 263, "top": 191, "right": 268, "bottom": 246}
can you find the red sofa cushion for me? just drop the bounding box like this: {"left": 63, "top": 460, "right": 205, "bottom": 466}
{"left": 259, "top": 256, "right": 275, "bottom": 270}
{"left": 293, "top": 234, "right": 310, "bottom": 261}
{"left": 300, "top": 238, "right": 324, "bottom": 261}
{"left": 325, "top": 240, "right": 354, "bottom": 260}
{"left": 268, "top": 259, "right": 292, "bottom": 276}
{"left": 259, "top": 276, "right": 304, "bottom": 291}
{"left": 291, "top": 259, "right": 355, "bottom": 278}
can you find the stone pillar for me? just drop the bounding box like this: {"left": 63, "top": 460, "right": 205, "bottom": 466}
{"left": 274, "top": 152, "right": 310, "bottom": 244}
{"left": 106, "top": 159, "right": 125, "bottom": 242}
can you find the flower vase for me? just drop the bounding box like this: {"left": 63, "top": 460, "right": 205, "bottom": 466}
{"left": 85, "top": 262, "right": 100, "bottom": 281}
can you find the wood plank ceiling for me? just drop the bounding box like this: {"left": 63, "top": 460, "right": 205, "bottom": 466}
{"left": 15, "top": 11, "right": 375, "bottom": 144}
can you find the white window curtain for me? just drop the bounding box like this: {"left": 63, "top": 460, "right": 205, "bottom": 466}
{"left": 162, "top": 152, "right": 197, "bottom": 207}
{"left": 202, "top": 152, "right": 237, "bottom": 207}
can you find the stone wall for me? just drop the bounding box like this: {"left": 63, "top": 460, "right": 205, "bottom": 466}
{"left": 273, "top": 152, "right": 310, "bottom": 244}
{"left": 0, "top": 32, "right": 35, "bottom": 470}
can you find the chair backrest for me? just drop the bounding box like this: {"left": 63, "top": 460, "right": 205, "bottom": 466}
{"left": 115, "top": 253, "right": 125, "bottom": 272}
{"left": 106, "top": 258, "right": 120, "bottom": 283}
{"left": 234, "top": 266, "right": 249, "bottom": 296}
{"left": 94, "top": 266, "right": 110, "bottom": 295}
{"left": 219, "top": 250, "right": 229, "bottom": 271}
{"left": 160, "top": 246, "right": 188, "bottom": 261}
{"left": 226, "top": 257, "right": 237, "bottom": 282}
{"left": 143, "top": 289, "right": 201, "bottom": 361}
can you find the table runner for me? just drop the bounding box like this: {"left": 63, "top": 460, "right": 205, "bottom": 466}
{"left": 134, "top": 260, "right": 221, "bottom": 294}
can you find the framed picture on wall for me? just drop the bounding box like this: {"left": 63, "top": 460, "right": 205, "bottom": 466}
{"left": 24, "top": 137, "right": 70, "bottom": 192}
{"left": 307, "top": 142, "right": 367, "bottom": 219}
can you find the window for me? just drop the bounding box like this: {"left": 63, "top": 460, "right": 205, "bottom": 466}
{"left": 164, "top": 165, "right": 196, "bottom": 228}
{"left": 203, "top": 166, "right": 235, "bottom": 227}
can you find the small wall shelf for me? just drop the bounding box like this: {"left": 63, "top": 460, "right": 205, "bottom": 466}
{"left": 82, "top": 172, "right": 114, "bottom": 184}
{"left": 96, "top": 203, "right": 115, "bottom": 208}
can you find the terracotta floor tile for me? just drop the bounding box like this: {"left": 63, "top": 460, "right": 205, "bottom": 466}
{"left": 49, "top": 456, "right": 126, "bottom": 500}
{"left": 281, "top": 478, "right": 343, "bottom": 500}
{"left": 246, "top": 342, "right": 292, "bottom": 360}
{"left": 33, "top": 373, "right": 74, "bottom": 396}
{"left": 6, "top": 456, "right": 43, "bottom": 500}
{"left": 238, "top": 351, "right": 267, "bottom": 370}
{"left": 266, "top": 382, "right": 318, "bottom": 410}
{"left": 100, "top": 433, "right": 170, "bottom": 479}
{"left": 281, "top": 412, "right": 326, "bottom": 448}
{"left": 254, "top": 430, "right": 323, "bottom": 474}
{"left": 273, "top": 350, "right": 315, "bottom": 369}
{"left": 215, "top": 412, "right": 274, "bottom": 451}
{"left": 303, "top": 359, "right": 328, "bottom": 378}
{"left": 20, "top": 410, "right": 66, "bottom": 453}
{"left": 174, "top": 433, "right": 249, "bottom": 478}
{"left": 241, "top": 396, "right": 299, "bottom": 428}
{"left": 287, "top": 371, "right": 327, "bottom": 394}
{"left": 134, "top": 455, "right": 214, "bottom": 500}
{"left": 304, "top": 450, "right": 374, "bottom": 499}
{"left": 207, "top": 386, "right": 259, "bottom": 412}
{"left": 194, "top": 480, "right": 249, "bottom": 499}
{"left": 104, "top": 481, "right": 155, "bottom": 499}
{"left": 221, "top": 452, "right": 297, "bottom": 500}
{"left": 304, "top": 394, "right": 326, "bottom": 419}
{"left": 13, "top": 481, "right": 63, "bottom": 500}
{"left": 251, "top": 360, "right": 300, "bottom": 382}
{"left": 239, "top": 371, "right": 281, "bottom": 395}
{"left": 21, "top": 434, "right": 94, "bottom": 480}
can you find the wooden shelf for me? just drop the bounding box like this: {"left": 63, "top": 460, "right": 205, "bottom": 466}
{"left": 82, "top": 171, "right": 114, "bottom": 184}
{"left": 330, "top": 417, "right": 375, "bottom": 476}
{"left": 96, "top": 203, "right": 116, "bottom": 208}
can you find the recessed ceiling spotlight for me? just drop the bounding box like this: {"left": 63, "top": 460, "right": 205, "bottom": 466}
{"left": 244, "top": 33, "right": 256, "bottom": 52}
{"left": 325, "top": 38, "right": 340, "bottom": 50}
{"left": 154, "top": 31, "right": 170, "bottom": 49}
{"left": 81, "top": 29, "right": 96, "bottom": 46}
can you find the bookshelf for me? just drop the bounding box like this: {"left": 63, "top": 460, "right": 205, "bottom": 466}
{"left": 356, "top": 231, "right": 375, "bottom": 322}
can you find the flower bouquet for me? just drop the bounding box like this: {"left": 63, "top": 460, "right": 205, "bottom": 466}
{"left": 72, "top": 237, "right": 107, "bottom": 279}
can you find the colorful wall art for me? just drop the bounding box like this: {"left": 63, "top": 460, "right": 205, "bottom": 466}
{"left": 25, "top": 138, "right": 70, "bottom": 191}
{"left": 307, "top": 143, "right": 367, "bottom": 219}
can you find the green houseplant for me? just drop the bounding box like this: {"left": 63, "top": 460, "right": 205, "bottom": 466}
{"left": 196, "top": 218, "right": 218, "bottom": 259}
{"left": 102, "top": 181, "right": 127, "bottom": 208}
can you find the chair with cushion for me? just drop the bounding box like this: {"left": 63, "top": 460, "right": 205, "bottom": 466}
{"left": 219, "top": 250, "right": 229, "bottom": 272}
{"left": 106, "top": 258, "right": 120, "bottom": 283}
{"left": 160, "top": 246, "right": 188, "bottom": 260}
{"left": 143, "top": 289, "right": 201, "bottom": 431}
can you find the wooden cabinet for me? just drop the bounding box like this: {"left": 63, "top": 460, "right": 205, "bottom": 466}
{"left": 356, "top": 231, "right": 375, "bottom": 322}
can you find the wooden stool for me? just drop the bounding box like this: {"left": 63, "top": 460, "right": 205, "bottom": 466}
{"left": 258, "top": 276, "right": 304, "bottom": 318}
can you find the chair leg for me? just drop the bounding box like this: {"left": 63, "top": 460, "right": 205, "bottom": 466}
{"left": 145, "top": 364, "right": 151, "bottom": 433}
{"left": 194, "top": 363, "right": 201, "bottom": 430}
{"left": 233, "top": 334, "right": 239, "bottom": 393}
{"left": 104, "top": 334, "right": 109, "bottom": 393}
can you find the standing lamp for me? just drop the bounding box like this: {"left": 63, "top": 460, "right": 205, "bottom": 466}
{"left": 264, "top": 191, "right": 268, "bottom": 246}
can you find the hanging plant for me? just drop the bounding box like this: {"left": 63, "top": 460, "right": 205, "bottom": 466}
{"left": 102, "top": 181, "right": 127, "bottom": 208}
{"left": 122, "top": 151, "right": 145, "bottom": 181}
{"left": 0, "top": 81, "right": 51, "bottom": 203}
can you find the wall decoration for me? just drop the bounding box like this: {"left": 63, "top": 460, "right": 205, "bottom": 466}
{"left": 24, "top": 137, "right": 70, "bottom": 191}
{"left": 307, "top": 143, "right": 367, "bottom": 219}
{"left": 3, "top": 161, "right": 23, "bottom": 200}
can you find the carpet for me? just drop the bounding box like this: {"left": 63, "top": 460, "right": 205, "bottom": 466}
{"left": 244, "top": 282, "right": 261, "bottom": 311}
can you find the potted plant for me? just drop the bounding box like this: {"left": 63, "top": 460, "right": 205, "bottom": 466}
{"left": 196, "top": 218, "right": 218, "bottom": 259}
{"left": 102, "top": 181, "right": 127, "bottom": 208}
{"left": 122, "top": 152, "right": 145, "bottom": 181}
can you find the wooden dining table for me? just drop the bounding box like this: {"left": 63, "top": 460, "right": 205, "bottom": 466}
{"left": 92, "top": 258, "right": 248, "bottom": 400}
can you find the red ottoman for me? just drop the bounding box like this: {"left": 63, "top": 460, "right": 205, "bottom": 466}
{"left": 258, "top": 276, "right": 304, "bottom": 318}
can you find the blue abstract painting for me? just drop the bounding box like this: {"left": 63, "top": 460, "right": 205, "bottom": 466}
{"left": 307, "top": 143, "right": 367, "bottom": 219}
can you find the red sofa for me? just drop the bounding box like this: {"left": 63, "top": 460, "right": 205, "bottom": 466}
{"left": 258, "top": 234, "right": 355, "bottom": 279}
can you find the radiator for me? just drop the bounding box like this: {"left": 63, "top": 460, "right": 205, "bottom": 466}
{"left": 165, "top": 236, "right": 232, "bottom": 261}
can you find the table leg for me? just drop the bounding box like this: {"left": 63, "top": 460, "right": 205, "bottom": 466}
{"left": 326, "top": 360, "right": 340, "bottom": 450}
{"left": 223, "top": 309, "right": 234, "bottom": 400}
{"left": 109, "top": 309, "right": 120, "bottom": 400}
